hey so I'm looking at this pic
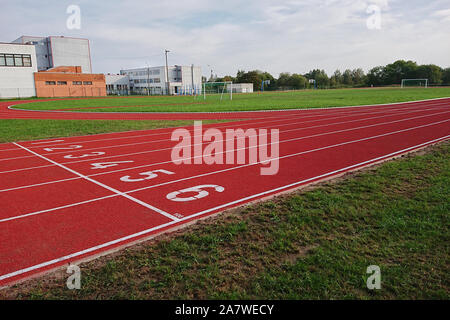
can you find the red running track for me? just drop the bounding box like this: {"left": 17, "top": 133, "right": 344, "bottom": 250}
{"left": 0, "top": 97, "right": 449, "bottom": 286}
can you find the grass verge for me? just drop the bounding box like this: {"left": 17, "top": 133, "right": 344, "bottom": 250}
{"left": 0, "top": 119, "right": 232, "bottom": 143}
{"left": 13, "top": 87, "right": 450, "bottom": 113}
{"left": 2, "top": 141, "right": 448, "bottom": 300}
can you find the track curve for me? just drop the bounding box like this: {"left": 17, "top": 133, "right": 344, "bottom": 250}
{"left": 2, "top": 97, "right": 450, "bottom": 121}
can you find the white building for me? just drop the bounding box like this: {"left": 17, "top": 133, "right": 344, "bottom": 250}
{"left": 105, "top": 74, "right": 129, "bottom": 95}
{"left": 0, "top": 42, "right": 37, "bottom": 98}
{"left": 118, "top": 65, "right": 202, "bottom": 95}
{"left": 12, "top": 36, "right": 92, "bottom": 73}
{"left": 227, "top": 83, "right": 254, "bottom": 93}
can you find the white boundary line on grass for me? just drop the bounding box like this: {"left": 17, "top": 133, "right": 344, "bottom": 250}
{"left": 1, "top": 134, "right": 448, "bottom": 283}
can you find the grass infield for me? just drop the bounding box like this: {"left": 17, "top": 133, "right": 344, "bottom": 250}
{"left": 0, "top": 119, "right": 231, "bottom": 143}
{"left": 2, "top": 141, "right": 448, "bottom": 299}
{"left": 11, "top": 87, "right": 450, "bottom": 113}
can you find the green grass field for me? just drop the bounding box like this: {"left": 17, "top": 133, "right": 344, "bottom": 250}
{"left": 0, "top": 119, "right": 230, "bottom": 144}
{"left": 11, "top": 87, "right": 450, "bottom": 113}
{"left": 1, "top": 87, "right": 449, "bottom": 144}
{"left": 3, "top": 142, "right": 448, "bottom": 300}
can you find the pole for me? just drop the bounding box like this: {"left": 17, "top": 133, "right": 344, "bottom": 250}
{"left": 165, "top": 50, "right": 170, "bottom": 95}
{"left": 191, "top": 64, "right": 194, "bottom": 96}
{"left": 147, "top": 67, "right": 150, "bottom": 96}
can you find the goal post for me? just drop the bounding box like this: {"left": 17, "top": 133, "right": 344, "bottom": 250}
{"left": 401, "top": 79, "right": 429, "bottom": 88}
{"left": 202, "top": 81, "right": 233, "bottom": 101}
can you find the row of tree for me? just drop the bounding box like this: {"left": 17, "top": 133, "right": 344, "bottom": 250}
{"left": 214, "top": 60, "right": 450, "bottom": 91}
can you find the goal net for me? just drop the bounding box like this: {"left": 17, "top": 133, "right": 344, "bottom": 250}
{"left": 401, "top": 79, "right": 429, "bottom": 88}
{"left": 202, "top": 81, "right": 233, "bottom": 101}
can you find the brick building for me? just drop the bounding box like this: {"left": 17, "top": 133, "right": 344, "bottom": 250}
{"left": 34, "top": 66, "right": 106, "bottom": 97}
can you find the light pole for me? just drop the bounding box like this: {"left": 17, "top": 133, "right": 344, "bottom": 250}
{"left": 145, "top": 61, "right": 150, "bottom": 96}
{"left": 207, "top": 64, "right": 213, "bottom": 81}
{"left": 165, "top": 49, "right": 170, "bottom": 95}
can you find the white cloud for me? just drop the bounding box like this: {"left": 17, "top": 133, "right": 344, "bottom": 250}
{"left": 1, "top": 0, "right": 449, "bottom": 76}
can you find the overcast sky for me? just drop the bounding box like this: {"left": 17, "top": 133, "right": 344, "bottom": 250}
{"left": 1, "top": 0, "right": 449, "bottom": 77}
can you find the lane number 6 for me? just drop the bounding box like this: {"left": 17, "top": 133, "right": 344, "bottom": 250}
{"left": 166, "top": 185, "right": 225, "bottom": 202}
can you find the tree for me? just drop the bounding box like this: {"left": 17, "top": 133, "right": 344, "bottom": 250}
{"left": 416, "top": 64, "right": 443, "bottom": 84}
{"left": 366, "top": 66, "right": 384, "bottom": 86}
{"left": 383, "top": 60, "right": 418, "bottom": 85}
{"left": 343, "top": 69, "right": 353, "bottom": 86}
{"left": 289, "top": 74, "right": 307, "bottom": 89}
{"left": 235, "top": 70, "right": 263, "bottom": 91}
{"left": 351, "top": 68, "right": 366, "bottom": 86}
{"left": 304, "top": 69, "right": 329, "bottom": 88}
{"left": 442, "top": 68, "right": 450, "bottom": 85}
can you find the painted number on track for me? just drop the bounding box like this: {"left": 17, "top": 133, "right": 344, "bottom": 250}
{"left": 64, "top": 152, "right": 105, "bottom": 159}
{"left": 166, "top": 185, "right": 225, "bottom": 202}
{"left": 120, "top": 169, "right": 175, "bottom": 182}
{"left": 43, "top": 145, "right": 82, "bottom": 152}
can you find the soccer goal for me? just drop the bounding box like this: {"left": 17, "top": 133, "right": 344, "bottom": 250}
{"left": 401, "top": 79, "right": 429, "bottom": 88}
{"left": 203, "top": 81, "right": 233, "bottom": 101}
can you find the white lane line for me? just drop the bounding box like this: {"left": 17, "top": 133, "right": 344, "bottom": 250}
{"left": 2, "top": 110, "right": 449, "bottom": 192}
{"left": 1, "top": 98, "right": 448, "bottom": 154}
{"left": 12, "top": 143, "right": 180, "bottom": 222}
{"left": 0, "top": 103, "right": 447, "bottom": 164}
{"left": 0, "top": 103, "right": 426, "bottom": 157}
{"left": 1, "top": 134, "right": 448, "bottom": 283}
{"left": 3, "top": 120, "right": 449, "bottom": 223}
{"left": 31, "top": 140, "right": 65, "bottom": 145}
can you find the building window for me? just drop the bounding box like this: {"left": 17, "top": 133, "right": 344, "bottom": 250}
{"left": 57, "top": 81, "right": 67, "bottom": 85}
{"left": 23, "top": 55, "right": 32, "bottom": 67}
{"left": 154, "top": 78, "right": 161, "bottom": 83}
{"left": 83, "top": 81, "right": 92, "bottom": 85}
{"left": 14, "top": 55, "right": 23, "bottom": 66}
{"left": 5, "top": 54, "right": 14, "bottom": 66}
{"left": 73, "top": 81, "right": 82, "bottom": 85}
{"left": 0, "top": 53, "right": 32, "bottom": 67}
{"left": 45, "top": 81, "right": 56, "bottom": 85}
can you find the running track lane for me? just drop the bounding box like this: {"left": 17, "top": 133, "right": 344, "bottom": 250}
{"left": 0, "top": 98, "right": 449, "bottom": 286}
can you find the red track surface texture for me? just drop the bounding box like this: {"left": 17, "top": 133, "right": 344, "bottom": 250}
{"left": 0, "top": 98, "right": 449, "bottom": 286}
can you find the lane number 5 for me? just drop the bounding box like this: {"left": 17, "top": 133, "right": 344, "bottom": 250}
{"left": 120, "top": 169, "right": 175, "bottom": 182}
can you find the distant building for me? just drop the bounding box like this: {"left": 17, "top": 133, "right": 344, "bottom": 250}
{"left": 105, "top": 74, "right": 129, "bottom": 95}
{"left": 0, "top": 42, "right": 38, "bottom": 98}
{"left": 12, "top": 36, "right": 92, "bottom": 73}
{"left": 34, "top": 66, "right": 106, "bottom": 98}
{"left": 1, "top": 35, "right": 103, "bottom": 98}
{"left": 228, "top": 83, "right": 254, "bottom": 93}
{"left": 117, "top": 65, "right": 202, "bottom": 95}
